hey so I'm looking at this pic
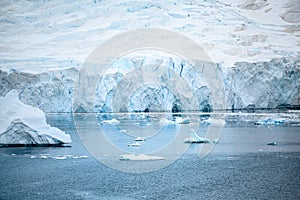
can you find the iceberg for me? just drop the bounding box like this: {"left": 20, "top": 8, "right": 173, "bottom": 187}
{"left": 184, "top": 130, "right": 210, "bottom": 143}
{"left": 119, "top": 154, "right": 164, "bottom": 161}
{"left": 0, "top": 90, "right": 71, "bottom": 146}
{"left": 0, "top": 119, "right": 66, "bottom": 146}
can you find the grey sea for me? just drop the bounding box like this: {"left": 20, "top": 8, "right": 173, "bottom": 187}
{"left": 0, "top": 112, "right": 300, "bottom": 200}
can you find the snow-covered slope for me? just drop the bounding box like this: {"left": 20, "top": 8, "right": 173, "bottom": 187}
{"left": 0, "top": 0, "right": 299, "bottom": 112}
{"left": 0, "top": 0, "right": 299, "bottom": 72}
{"left": 0, "top": 90, "right": 71, "bottom": 145}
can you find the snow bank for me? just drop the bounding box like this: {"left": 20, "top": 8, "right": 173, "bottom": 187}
{"left": 0, "top": 90, "right": 71, "bottom": 145}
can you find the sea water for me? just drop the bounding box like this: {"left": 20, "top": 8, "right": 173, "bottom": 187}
{"left": 0, "top": 111, "right": 299, "bottom": 199}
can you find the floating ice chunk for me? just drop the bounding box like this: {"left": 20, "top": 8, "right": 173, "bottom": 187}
{"left": 175, "top": 117, "right": 190, "bottom": 124}
{"left": 212, "top": 139, "right": 219, "bottom": 144}
{"left": 0, "top": 90, "right": 71, "bottom": 145}
{"left": 159, "top": 118, "right": 176, "bottom": 124}
{"left": 78, "top": 155, "right": 88, "bottom": 159}
{"left": 40, "top": 155, "right": 48, "bottom": 159}
{"left": 134, "top": 137, "right": 145, "bottom": 141}
{"left": 71, "top": 155, "right": 88, "bottom": 159}
{"left": 119, "top": 154, "right": 164, "bottom": 161}
{"left": 159, "top": 117, "right": 189, "bottom": 125}
{"left": 120, "top": 129, "right": 127, "bottom": 133}
{"left": 201, "top": 118, "right": 226, "bottom": 126}
{"left": 184, "top": 130, "right": 210, "bottom": 143}
{"left": 53, "top": 156, "right": 67, "bottom": 160}
{"left": 102, "top": 118, "right": 120, "bottom": 124}
{"left": 255, "top": 118, "right": 285, "bottom": 125}
{"left": 128, "top": 142, "right": 141, "bottom": 147}
{"left": 267, "top": 142, "right": 278, "bottom": 146}
{"left": 0, "top": 119, "right": 67, "bottom": 146}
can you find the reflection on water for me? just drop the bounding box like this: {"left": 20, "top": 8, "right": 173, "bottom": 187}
{"left": 0, "top": 110, "right": 299, "bottom": 158}
{"left": 0, "top": 110, "right": 299, "bottom": 199}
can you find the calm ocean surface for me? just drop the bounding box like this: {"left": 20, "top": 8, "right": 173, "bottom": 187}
{"left": 0, "top": 112, "right": 299, "bottom": 199}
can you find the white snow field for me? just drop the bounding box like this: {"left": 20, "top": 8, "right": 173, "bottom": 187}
{"left": 0, "top": 0, "right": 298, "bottom": 72}
{"left": 0, "top": 0, "right": 299, "bottom": 113}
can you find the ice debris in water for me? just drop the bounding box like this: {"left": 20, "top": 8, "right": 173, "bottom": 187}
{"left": 134, "top": 137, "right": 145, "bottom": 141}
{"left": 201, "top": 118, "right": 226, "bottom": 126}
{"left": 119, "top": 154, "right": 164, "bottom": 161}
{"left": 102, "top": 118, "right": 120, "bottom": 124}
{"left": 159, "top": 117, "right": 190, "bottom": 124}
{"left": 255, "top": 118, "right": 285, "bottom": 125}
{"left": 267, "top": 142, "right": 278, "bottom": 146}
{"left": 128, "top": 142, "right": 141, "bottom": 147}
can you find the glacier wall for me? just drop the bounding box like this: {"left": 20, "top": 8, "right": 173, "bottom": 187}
{"left": 224, "top": 57, "right": 300, "bottom": 109}
{"left": 0, "top": 57, "right": 299, "bottom": 113}
{"left": 0, "top": 68, "right": 77, "bottom": 113}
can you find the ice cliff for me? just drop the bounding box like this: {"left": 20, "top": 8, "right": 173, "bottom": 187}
{"left": 0, "top": 57, "right": 299, "bottom": 113}
{"left": 0, "top": 90, "right": 71, "bottom": 145}
{"left": 0, "top": 0, "right": 299, "bottom": 113}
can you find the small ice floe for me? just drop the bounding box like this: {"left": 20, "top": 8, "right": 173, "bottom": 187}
{"left": 175, "top": 117, "right": 190, "bottom": 124}
{"left": 102, "top": 118, "right": 120, "bottom": 124}
{"left": 267, "top": 142, "right": 278, "bottom": 146}
{"left": 255, "top": 118, "right": 285, "bottom": 125}
{"left": 212, "top": 139, "right": 219, "bottom": 144}
{"left": 119, "top": 154, "right": 164, "bottom": 161}
{"left": 184, "top": 130, "right": 210, "bottom": 143}
{"left": 201, "top": 118, "right": 212, "bottom": 124}
{"left": 40, "top": 155, "right": 48, "bottom": 159}
{"left": 159, "top": 118, "right": 175, "bottom": 124}
{"left": 134, "top": 137, "right": 145, "bottom": 141}
{"left": 79, "top": 155, "right": 88, "bottom": 158}
{"left": 159, "top": 117, "right": 190, "bottom": 125}
{"left": 201, "top": 118, "right": 226, "bottom": 126}
{"left": 128, "top": 142, "right": 141, "bottom": 147}
{"left": 72, "top": 155, "right": 88, "bottom": 159}
{"left": 120, "top": 129, "right": 127, "bottom": 133}
{"left": 53, "top": 156, "right": 67, "bottom": 160}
